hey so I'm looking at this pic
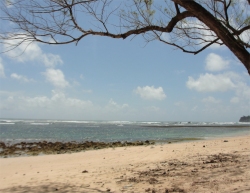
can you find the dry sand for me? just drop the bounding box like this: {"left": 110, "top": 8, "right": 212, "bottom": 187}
{"left": 0, "top": 135, "right": 250, "bottom": 193}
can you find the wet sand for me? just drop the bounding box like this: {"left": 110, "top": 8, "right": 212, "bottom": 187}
{"left": 0, "top": 135, "right": 250, "bottom": 193}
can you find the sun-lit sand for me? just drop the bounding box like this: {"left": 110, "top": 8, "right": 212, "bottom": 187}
{"left": 1, "top": 135, "right": 250, "bottom": 193}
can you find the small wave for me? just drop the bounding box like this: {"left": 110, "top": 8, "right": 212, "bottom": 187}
{"left": 6, "top": 138, "right": 47, "bottom": 141}
{"left": 30, "top": 123, "right": 50, "bottom": 125}
{"left": 59, "top": 120, "right": 92, "bottom": 124}
{"left": 0, "top": 122, "right": 15, "bottom": 125}
{"left": 140, "top": 121, "right": 161, "bottom": 124}
{"left": 106, "top": 121, "right": 134, "bottom": 125}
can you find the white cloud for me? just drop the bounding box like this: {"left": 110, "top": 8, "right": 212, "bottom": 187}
{"left": 234, "top": 82, "right": 250, "bottom": 105}
{"left": 176, "top": 19, "right": 224, "bottom": 50}
{"left": 100, "top": 98, "right": 132, "bottom": 119}
{"left": 175, "top": 70, "right": 185, "bottom": 75}
{"left": 83, "top": 89, "right": 93, "bottom": 94}
{"left": 240, "top": 29, "right": 250, "bottom": 43}
{"left": 11, "top": 73, "right": 34, "bottom": 82}
{"left": 160, "top": 33, "right": 170, "bottom": 42}
{"left": 191, "top": 106, "right": 198, "bottom": 111}
{"left": 187, "top": 69, "right": 250, "bottom": 110}
{"left": 0, "top": 58, "right": 6, "bottom": 78}
{"left": 134, "top": 86, "right": 166, "bottom": 100}
{"left": 205, "top": 53, "right": 230, "bottom": 71}
{"left": 42, "top": 53, "right": 63, "bottom": 68}
{"left": 107, "top": 98, "right": 128, "bottom": 110}
{"left": 230, "top": 97, "right": 240, "bottom": 104}
{"left": 49, "top": 90, "right": 92, "bottom": 108}
{"left": 202, "top": 96, "right": 220, "bottom": 104}
{"left": 43, "top": 68, "right": 69, "bottom": 88}
{"left": 3, "top": 34, "right": 63, "bottom": 67}
{"left": 174, "top": 101, "right": 184, "bottom": 107}
{"left": 4, "top": 0, "right": 13, "bottom": 7}
{"left": 0, "top": 90, "right": 93, "bottom": 112}
{"left": 80, "top": 74, "right": 84, "bottom": 80}
{"left": 145, "top": 106, "right": 160, "bottom": 112}
{"left": 0, "top": 90, "right": 134, "bottom": 120}
{"left": 72, "top": 80, "right": 80, "bottom": 86}
{"left": 186, "top": 73, "right": 235, "bottom": 92}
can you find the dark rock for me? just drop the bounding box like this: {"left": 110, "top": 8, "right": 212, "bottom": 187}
{"left": 0, "top": 139, "right": 157, "bottom": 157}
{"left": 148, "top": 178, "right": 158, "bottom": 184}
{"left": 0, "top": 142, "right": 6, "bottom": 148}
{"left": 239, "top": 115, "right": 250, "bottom": 122}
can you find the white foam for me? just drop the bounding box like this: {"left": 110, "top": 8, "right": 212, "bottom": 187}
{"left": 30, "top": 123, "right": 50, "bottom": 125}
{"left": 0, "top": 122, "right": 15, "bottom": 125}
{"left": 140, "top": 121, "right": 161, "bottom": 124}
{"left": 105, "top": 121, "right": 134, "bottom": 125}
{"left": 59, "top": 120, "right": 92, "bottom": 124}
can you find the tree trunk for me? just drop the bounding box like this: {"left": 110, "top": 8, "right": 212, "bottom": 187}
{"left": 174, "top": 0, "right": 250, "bottom": 75}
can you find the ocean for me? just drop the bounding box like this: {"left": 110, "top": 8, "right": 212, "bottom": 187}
{"left": 0, "top": 119, "right": 250, "bottom": 144}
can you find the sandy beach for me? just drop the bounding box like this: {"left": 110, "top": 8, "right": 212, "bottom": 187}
{"left": 1, "top": 135, "right": 250, "bottom": 193}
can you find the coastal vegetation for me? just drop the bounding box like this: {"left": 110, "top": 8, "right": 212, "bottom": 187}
{"left": 239, "top": 115, "right": 250, "bottom": 122}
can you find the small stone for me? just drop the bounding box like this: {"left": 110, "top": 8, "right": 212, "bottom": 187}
{"left": 82, "top": 170, "right": 88, "bottom": 173}
{"left": 203, "top": 145, "right": 205, "bottom": 147}
{"left": 224, "top": 140, "right": 228, "bottom": 142}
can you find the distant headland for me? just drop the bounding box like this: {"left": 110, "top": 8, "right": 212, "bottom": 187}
{"left": 239, "top": 116, "right": 250, "bottom": 122}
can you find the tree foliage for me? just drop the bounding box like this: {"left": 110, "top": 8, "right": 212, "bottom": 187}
{"left": 0, "top": 0, "right": 249, "bottom": 74}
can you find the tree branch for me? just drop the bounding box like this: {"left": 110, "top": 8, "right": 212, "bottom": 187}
{"left": 173, "top": 0, "right": 250, "bottom": 74}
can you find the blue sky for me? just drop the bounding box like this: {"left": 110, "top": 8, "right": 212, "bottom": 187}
{"left": 0, "top": 32, "right": 249, "bottom": 122}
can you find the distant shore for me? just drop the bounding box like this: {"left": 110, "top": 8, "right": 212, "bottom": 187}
{"left": 144, "top": 124, "right": 250, "bottom": 128}
{"left": 1, "top": 134, "right": 250, "bottom": 193}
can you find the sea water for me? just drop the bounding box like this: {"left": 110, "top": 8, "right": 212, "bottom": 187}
{"left": 0, "top": 119, "right": 250, "bottom": 144}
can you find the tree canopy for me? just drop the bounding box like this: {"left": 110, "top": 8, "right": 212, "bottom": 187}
{"left": 0, "top": 0, "right": 249, "bottom": 74}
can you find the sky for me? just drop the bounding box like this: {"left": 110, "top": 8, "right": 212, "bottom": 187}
{"left": 0, "top": 6, "right": 250, "bottom": 122}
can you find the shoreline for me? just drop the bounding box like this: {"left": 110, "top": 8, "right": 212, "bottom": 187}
{"left": 144, "top": 124, "right": 250, "bottom": 128}
{"left": 0, "top": 140, "right": 156, "bottom": 158}
{"left": 0, "top": 138, "right": 206, "bottom": 158}
{"left": 1, "top": 134, "right": 250, "bottom": 192}
{"left": 1, "top": 129, "right": 250, "bottom": 158}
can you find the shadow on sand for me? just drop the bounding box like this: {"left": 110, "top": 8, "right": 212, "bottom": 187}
{"left": 0, "top": 183, "right": 108, "bottom": 193}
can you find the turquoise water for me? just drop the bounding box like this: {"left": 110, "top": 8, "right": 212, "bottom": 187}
{"left": 0, "top": 119, "right": 250, "bottom": 144}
